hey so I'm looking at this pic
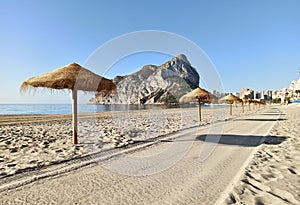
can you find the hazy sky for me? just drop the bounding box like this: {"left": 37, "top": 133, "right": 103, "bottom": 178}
{"left": 1, "top": 0, "right": 300, "bottom": 104}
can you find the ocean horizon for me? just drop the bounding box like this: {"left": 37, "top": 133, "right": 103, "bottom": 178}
{"left": 0, "top": 104, "right": 227, "bottom": 115}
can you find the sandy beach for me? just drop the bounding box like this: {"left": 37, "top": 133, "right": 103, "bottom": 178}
{"left": 1, "top": 104, "right": 299, "bottom": 204}
{"left": 225, "top": 104, "right": 300, "bottom": 205}
{"left": 0, "top": 104, "right": 254, "bottom": 178}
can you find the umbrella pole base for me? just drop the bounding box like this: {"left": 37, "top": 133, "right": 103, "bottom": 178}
{"left": 198, "top": 99, "right": 201, "bottom": 125}
{"left": 72, "top": 90, "right": 78, "bottom": 145}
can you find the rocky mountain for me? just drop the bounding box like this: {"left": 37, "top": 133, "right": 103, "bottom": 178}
{"left": 89, "top": 54, "right": 200, "bottom": 104}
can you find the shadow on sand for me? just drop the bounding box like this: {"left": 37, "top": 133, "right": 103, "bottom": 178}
{"left": 234, "top": 118, "right": 286, "bottom": 122}
{"left": 137, "top": 134, "right": 286, "bottom": 147}
{"left": 195, "top": 134, "right": 286, "bottom": 147}
{"left": 259, "top": 113, "right": 283, "bottom": 116}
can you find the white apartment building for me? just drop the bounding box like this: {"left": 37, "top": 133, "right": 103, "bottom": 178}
{"left": 289, "top": 79, "right": 300, "bottom": 99}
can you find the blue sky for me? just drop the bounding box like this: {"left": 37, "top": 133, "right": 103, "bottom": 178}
{"left": 1, "top": 0, "right": 300, "bottom": 104}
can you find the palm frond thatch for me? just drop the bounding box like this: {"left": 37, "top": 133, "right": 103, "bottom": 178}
{"left": 21, "top": 62, "right": 116, "bottom": 93}
{"left": 20, "top": 62, "right": 116, "bottom": 145}
{"left": 179, "top": 87, "right": 211, "bottom": 103}
{"left": 218, "top": 93, "right": 242, "bottom": 104}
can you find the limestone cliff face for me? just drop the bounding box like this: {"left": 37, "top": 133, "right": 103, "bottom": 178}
{"left": 90, "top": 54, "right": 200, "bottom": 104}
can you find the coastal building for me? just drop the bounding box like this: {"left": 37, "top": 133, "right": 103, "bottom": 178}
{"left": 263, "top": 90, "right": 272, "bottom": 100}
{"left": 212, "top": 90, "right": 226, "bottom": 98}
{"left": 272, "top": 88, "right": 290, "bottom": 103}
{"left": 236, "top": 77, "right": 300, "bottom": 104}
{"left": 255, "top": 91, "right": 261, "bottom": 100}
{"left": 272, "top": 90, "right": 279, "bottom": 99}
{"left": 289, "top": 79, "right": 300, "bottom": 99}
{"left": 271, "top": 77, "right": 300, "bottom": 103}
{"left": 255, "top": 90, "right": 272, "bottom": 101}
{"left": 239, "top": 88, "right": 254, "bottom": 99}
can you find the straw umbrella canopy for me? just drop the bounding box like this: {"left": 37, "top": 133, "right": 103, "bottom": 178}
{"left": 218, "top": 93, "right": 242, "bottom": 115}
{"left": 179, "top": 87, "right": 211, "bottom": 123}
{"left": 21, "top": 62, "right": 116, "bottom": 144}
{"left": 243, "top": 98, "right": 253, "bottom": 111}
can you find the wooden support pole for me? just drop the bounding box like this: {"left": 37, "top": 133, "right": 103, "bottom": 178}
{"left": 72, "top": 89, "right": 78, "bottom": 144}
{"left": 198, "top": 98, "right": 201, "bottom": 123}
{"left": 230, "top": 103, "right": 233, "bottom": 116}
{"left": 242, "top": 102, "right": 244, "bottom": 113}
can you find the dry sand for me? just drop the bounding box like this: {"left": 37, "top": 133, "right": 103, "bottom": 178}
{"left": 0, "top": 104, "right": 254, "bottom": 178}
{"left": 0, "top": 103, "right": 298, "bottom": 204}
{"left": 225, "top": 104, "right": 300, "bottom": 205}
{"left": 0, "top": 104, "right": 273, "bottom": 204}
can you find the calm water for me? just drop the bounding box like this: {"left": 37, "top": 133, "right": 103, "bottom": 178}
{"left": 0, "top": 104, "right": 226, "bottom": 115}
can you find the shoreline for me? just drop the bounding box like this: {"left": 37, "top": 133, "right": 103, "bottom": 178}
{"left": 0, "top": 106, "right": 234, "bottom": 125}
{"left": 0, "top": 103, "right": 228, "bottom": 116}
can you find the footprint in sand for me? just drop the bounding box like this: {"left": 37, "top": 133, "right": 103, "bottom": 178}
{"left": 255, "top": 194, "right": 285, "bottom": 205}
{"left": 267, "top": 167, "right": 284, "bottom": 179}
{"left": 246, "top": 171, "right": 264, "bottom": 183}
{"left": 243, "top": 177, "right": 271, "bottom": 192}
{"left": 271, "top": 188, "right": 300, "bottom": 204}
{"left": 260, "top": 173, "right": 278, "bottom": 182}
{"left": 287, "top": 166, "right": 300, "bottom": 175}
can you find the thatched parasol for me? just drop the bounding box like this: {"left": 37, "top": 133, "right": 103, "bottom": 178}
{"left": 249, "top": 99, "right": 260, "bottom": 110}
{"left": 242, "top": 98, "right": 252, "bottom": 111}
{"left": 21, "top": 62, "right": 116, "bottom": 144}
{"left": 218, "top": 93, "right": 242, "bottom": 116}
{"left": 179, "top": 87, "right": 211, "bottom": 123}
{"left": 247, "top": 99, "right": 254, "bottom": 110}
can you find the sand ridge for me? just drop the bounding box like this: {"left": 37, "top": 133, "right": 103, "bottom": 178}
{"left": 226, "top": 104, "right": 300, "bottom": 205}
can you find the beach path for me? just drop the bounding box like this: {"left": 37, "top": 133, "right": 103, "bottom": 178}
{"left": 0, "top": 107, "right": 284, "bottom": 205}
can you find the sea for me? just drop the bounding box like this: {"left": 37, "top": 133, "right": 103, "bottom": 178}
{"left": 0, "top": 104, "right": 226, "bottom": 115}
